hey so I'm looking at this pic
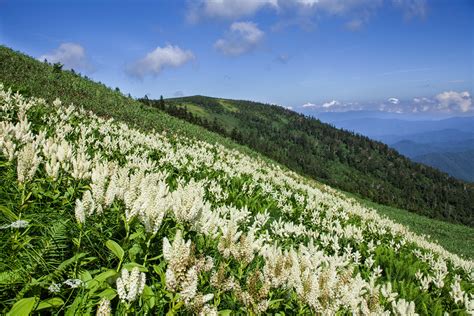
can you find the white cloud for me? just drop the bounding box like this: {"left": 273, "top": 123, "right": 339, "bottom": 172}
{"left": 214, "top": 22, "right": 264, "bottom": 56}
{"left": 188, "top": 0, "right": 278, "bottom": 21}
{"left": 188, "top": 0, "right": 423, "bottom": 31}
{"left": 293, "top": 0, "right": 382, "bottom": 15}
{"left": 39, "top": 43, "right": 93, "bottom": 72}
{"left": 435, "top": 91, "right": 472, "bottom": 113}
{"left": 126, "top": 45, "right": 194, "bottom": 78}
{"left": 322, "top": 100, "right": 340, "bottom": 108}
{"left": 388, "top": 97, "right": 399, "bottom": 104}
{"left": 302, "top": 102, "right": 316, "bottom": 107}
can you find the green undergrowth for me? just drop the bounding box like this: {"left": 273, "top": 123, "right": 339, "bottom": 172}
{"left": 347, "top": 192, "right": 474, "bottom": 259}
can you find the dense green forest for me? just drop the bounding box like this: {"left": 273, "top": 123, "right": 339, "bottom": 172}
{"left": 140, "top": 95, "right": 474, "bottom": 227}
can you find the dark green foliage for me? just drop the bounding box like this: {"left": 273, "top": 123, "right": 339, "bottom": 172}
{"left": 146, "top": 95, "right": 474, "bottom": 227}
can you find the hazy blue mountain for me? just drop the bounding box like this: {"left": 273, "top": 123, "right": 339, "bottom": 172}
{"left": 413, "top": 150, "right": 474, "bottom": 182}
{"left": 320, "top": 116, "right": 474, "bottom": 139}
{"left": 312, "top": 110, "right": 438, "bottom": 123}
{"left": 313, "top": 111, "right": 474, "bottom": 182}
{"left": 391, "top": 139, "right": 474, "bottom": 157}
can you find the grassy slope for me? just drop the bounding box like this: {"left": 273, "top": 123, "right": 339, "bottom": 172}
{"left": 162, "top": 95, "right": 474, "bottom": 227}
{"left": 0, "top": 46, "right": 257, "bottom": 158}
{"left": 347, "top": 192, "right": 474, "bottom": 259}
{"left": 1, "top": 46, "right": 473, "bottom": 259}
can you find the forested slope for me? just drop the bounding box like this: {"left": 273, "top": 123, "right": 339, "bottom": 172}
{"left": 142, "top": 95, "right": 474, "bottom": 226}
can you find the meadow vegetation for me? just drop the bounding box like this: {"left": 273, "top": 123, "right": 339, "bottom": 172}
{"left": 1, "top": 86, "right": 473, "bottom": 315}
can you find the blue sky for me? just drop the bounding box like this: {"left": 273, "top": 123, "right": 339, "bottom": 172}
{"left": 1, "top": 0, "right": 473, "bottom": 115}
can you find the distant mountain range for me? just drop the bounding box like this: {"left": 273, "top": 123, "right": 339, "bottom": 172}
{"left": 313, "top": 112, "right": 474, "bottom": 182}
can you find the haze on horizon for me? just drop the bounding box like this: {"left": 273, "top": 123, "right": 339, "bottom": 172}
{"left": 1, "top": 0, "right": 473, "bottom": 116}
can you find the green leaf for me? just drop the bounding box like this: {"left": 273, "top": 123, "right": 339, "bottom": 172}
{"left": 65, "top": 293, "right": 83, "bottom": 316}
{"left": 96, "top": 288, "right": 117, "bottom": 300}
{"left": 94, "top": 269, "right": 117, "bottom": 283}
{"left": 35, "top": 298, "right": 64, "bottom": 311}
{"left": 7, "top": 297, "right": 37, "bottom": 316}
{"left": 105, "top": 240, "right": 124, "bottom": 261}
{"left": 0, "top": 205, "right": 18, "bottom": 221}
{"left": 79, "top": 270, "right": 92, "bottom": 282}
{"left": 143, "top": 285, "right": 155, "bottom": 309}
{"left": 218, "top": 310, "right": 233, "bottom": 316}
{"left": 123, "top": 262, "right": 148, "bottom": 272}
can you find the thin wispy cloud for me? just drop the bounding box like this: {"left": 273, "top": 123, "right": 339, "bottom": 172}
{"left": 378, "top": 67, "right": 432, "bottom": 76}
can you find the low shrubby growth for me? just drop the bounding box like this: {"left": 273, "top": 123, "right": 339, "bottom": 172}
{"left": 0, "top": 85, "right": 473, "bottom": 315}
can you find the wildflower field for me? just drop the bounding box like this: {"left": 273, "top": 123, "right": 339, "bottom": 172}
{"left": 0, "top": 85, "right": 473, "bottom": 315}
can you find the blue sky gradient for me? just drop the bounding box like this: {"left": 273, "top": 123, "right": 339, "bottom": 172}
{"left": 1, "top": 0, "right": 473, "bottom": 115}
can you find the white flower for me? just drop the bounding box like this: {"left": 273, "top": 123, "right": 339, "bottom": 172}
{"left": 17, "top": 142, "right": 42, "bottom": 183}
{"left": 48, "top": 282, "right": 61, "bottom": 293}
{"left": 96, "top": 298, "right": 111, "bottom": 316}
{"left": 180, "top": 267, "right": 198, "bottom": 304}
{"left": 116, "top": 267, "right": 146, "bottom": 303}
{"left": 449, "top": 277, "right": 465, "bottom": 305}
{"left": 9, "top": 220, "right": 29, "bottom": 229}
{"left": 74, "top": 199, "right": 85, "bottom": 224}
{"left": 392, "top": 299, "right": 418, "bottom": 316}
{"left": 63, "top": 278, "right": 83, "bottom": 288}
{"left": 381, "top": 282, "right": 398, "bottom": 303}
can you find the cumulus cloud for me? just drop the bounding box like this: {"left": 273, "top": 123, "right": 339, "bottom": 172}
{"left": 301, "top": 91, "right": 472, "bottom": 114}
{"left": 388, "top": 97, "right": 399, "bottom": 104}
{"left": 435, "top": 91, "right": 472, "bottom": 113}
{"left": 214, "top": 22, "right": 264, "bottom": 56}
{"left": 322, "top": 100, "right": 340, "bottom": 108}
{"left": 39, "top": 43, "right": 93, "bottom": 72}
{"left": 126, "top": 45, "right": 194, "bottom": 78}
{"left": 188, "top": 0, "right": 424, "bottom": 31}
{"left": 187, "top": 0, "right": 278, "bottom": 21}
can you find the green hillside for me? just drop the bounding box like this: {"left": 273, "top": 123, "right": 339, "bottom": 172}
{"left": 1, "top": 82, "right": 473, "bottom": 315}
{"left": 1, "top": 45, "right": 474, "bottom": 315}
{"left": 1, "top": 45, "right": 472, "bottom": 254}
{"left": 141, "top": 95, "right": 474, "bottom": 227}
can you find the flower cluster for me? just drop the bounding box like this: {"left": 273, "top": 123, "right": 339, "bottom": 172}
{"left": 116, "top": 267, "right": 146, "bottom": 303}
{"left": 163, "top": 230, "right": 215, "bottom": 313}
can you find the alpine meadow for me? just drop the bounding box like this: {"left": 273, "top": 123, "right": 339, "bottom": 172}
{"left": 1, "top": 0, "right": 474, "bottom": 315}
